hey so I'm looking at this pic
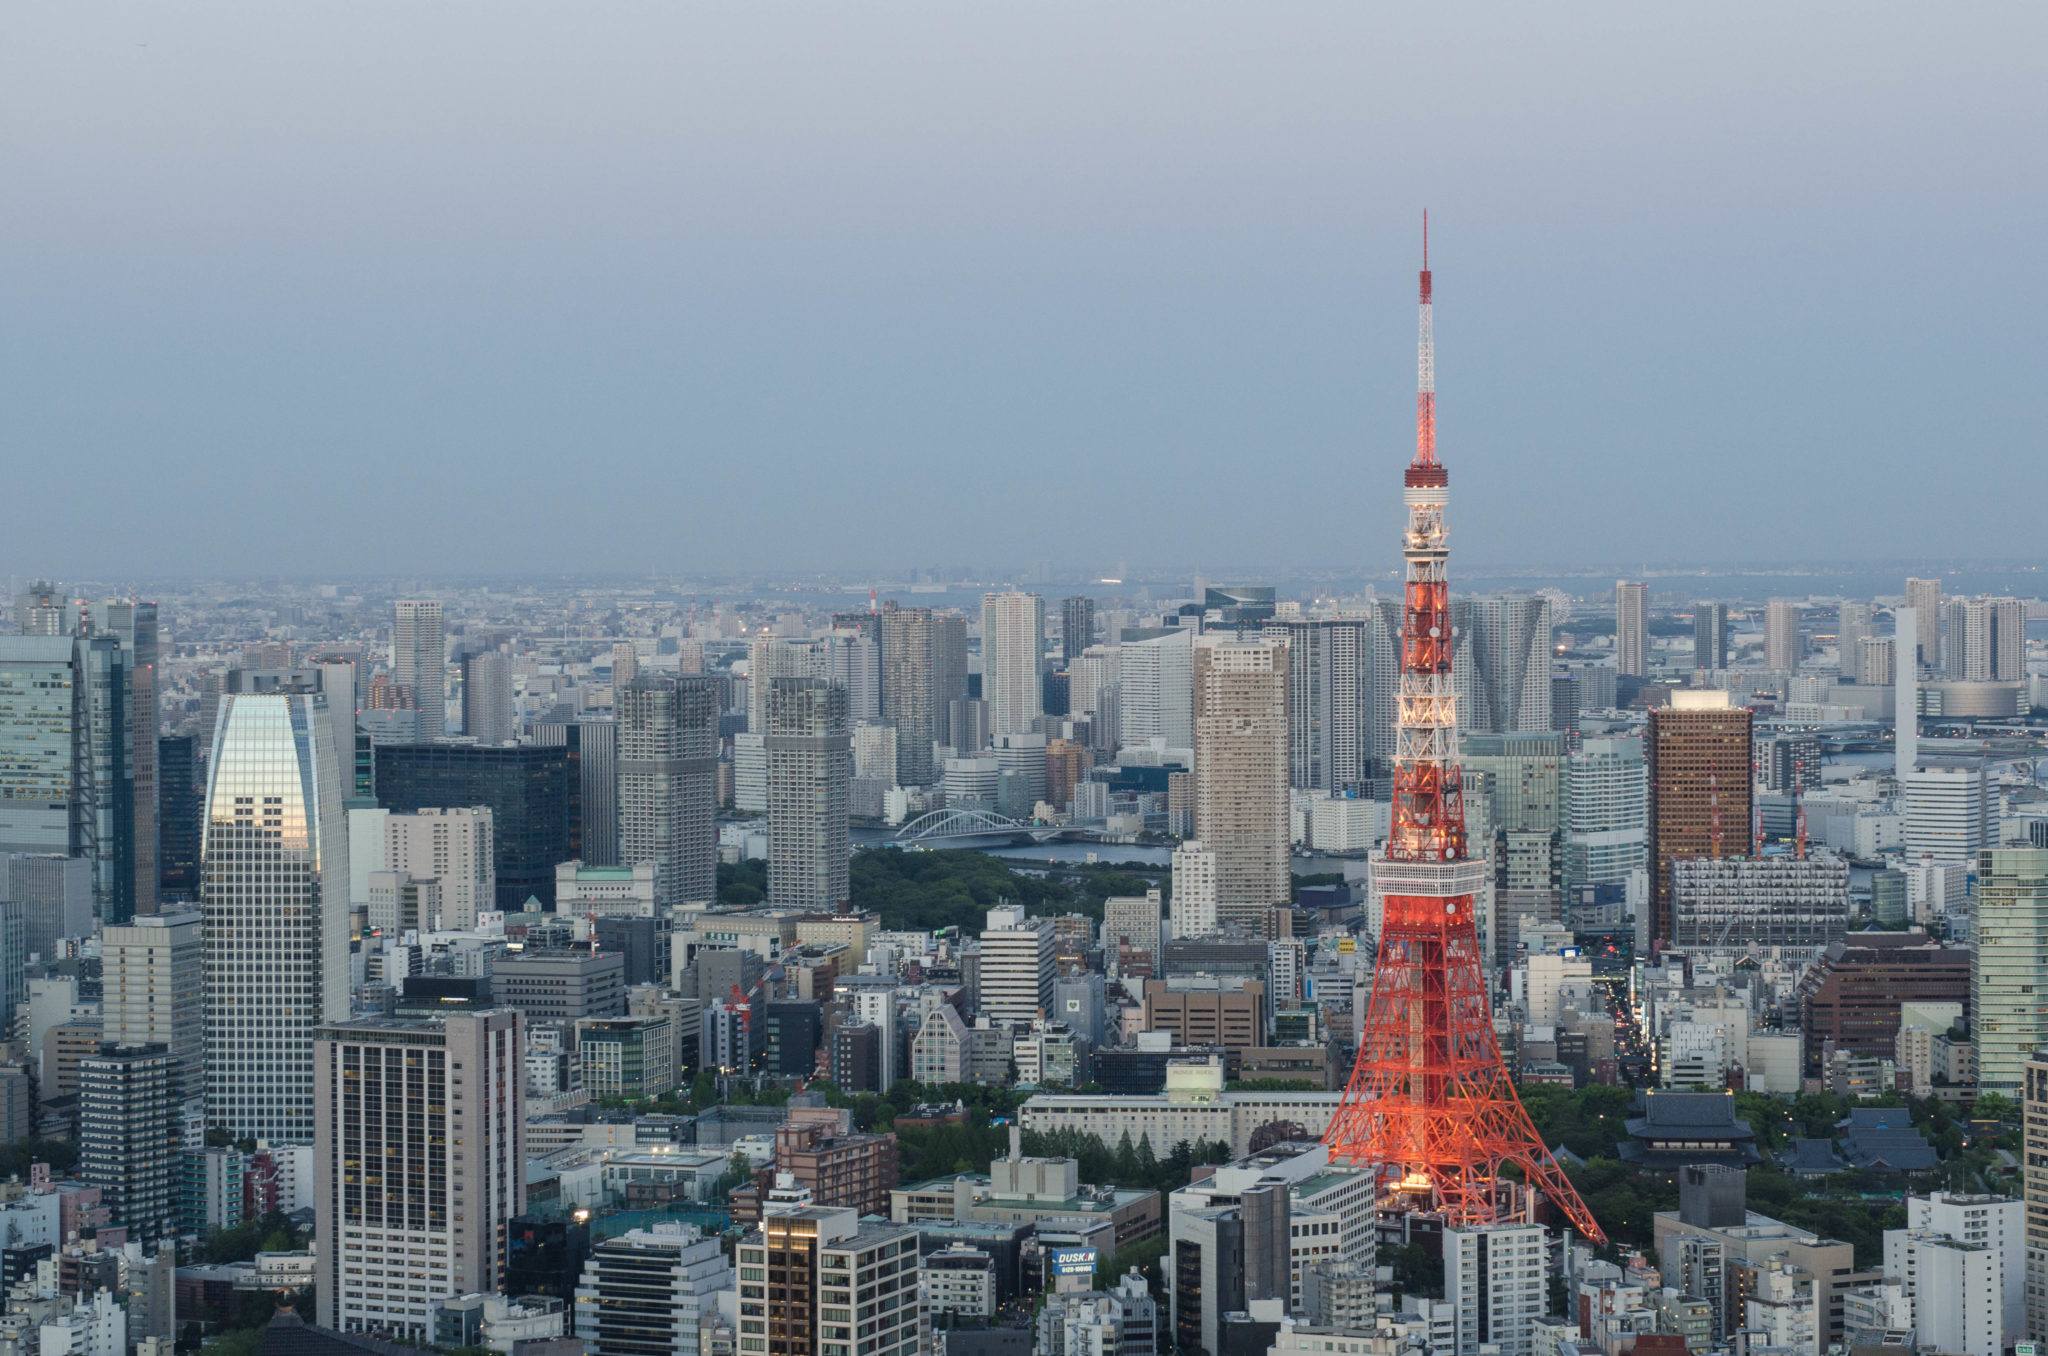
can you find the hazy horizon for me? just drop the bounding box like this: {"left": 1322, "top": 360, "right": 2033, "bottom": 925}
{"left": 6, "top": 3, "right": 2045, "bottom": 578}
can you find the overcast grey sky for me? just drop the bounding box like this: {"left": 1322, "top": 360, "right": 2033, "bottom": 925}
{"left": 4, "top": 3, "right": 2043, "bottom": 579}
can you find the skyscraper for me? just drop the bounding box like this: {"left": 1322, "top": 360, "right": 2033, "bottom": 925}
{"left": 1119, "top": 627, "right": 1195, "bottom": 750}
{"left": 1906, "top": 577, "right": 1943, "bottom": 670}
{"left": 765, "top": 677, "right": 850, "bottom": 910}
{"left": 1944, "top": 596, "right": 2026, "bottom": 681}
{"left": 616, "top": 676, "right": 719, "bottom": 909}
{"left": 1267, "top": 617, "right": 1372, "bottom": 792}
{"left": 746, "top": 637, "right": 809, "bottom": 737}
{"left": 383, "top": 808, "right": 496, "bottom": 931}
{"left": 201, "top": 690, "right": 350, "bottom": 1141}
{"left": 1645, "top": 690, "right": 1754, "bottom": 950}
{"left": 1192, "top": 636, "right": 1290, "bottom": 926}
{"left": 1560, "top": 737, "right": 1648, "bottom": 892}
{"left": 1060, "top": 596, "right": 1095, "bottom": 666}
{"left": 1836, "top": 601, "right": 1872, "bottom": 679}
{"left": 1973, "top": 848, "right": 2048, "bottom": 1095}
{"left": 13, "top": 581, "right": 65, "bottom": 636}
{"left": 1694, "top": 602, "right": 1729, "bottom": 672}
{"left": 78, "top": 1042, "right": 180, "bottom": 1241}
{"left": 879, "top": 604, "right": 940, "bottom": 787}
{"left": 102, "top": 910, "right": 203, "bottom": 1092}
{"left": 1764, "top": 600, "right": 1802, "bottom": 671}
{"left": 811, "top": 630, "right": 881, "bottom": 724}
{"left": 0, "top": 636, "right": 88, "bottom": 859}
{"left": 1455, "top": 595, "right": 1553, "bottom": 734}
{"left": 526, "top": 719, "right": 617, "bottom": 867}
{"left": 1615, "top": 582, "right": 1649, "bottom": 677}
{"left": 375, "top": 742, "right": 574, "bottom": 909}
{"left": 157, "top": 733, "right": 202, "bottom": 903}
{"left": 88, "top": 601, "right": 159, "bottom": 918}
{"left": 980, "top": 592, "right": 1045, "bottom": 739}
{"left": 392, "top": 600, "right": 446, "bottom": 738}
{"left": 460, "top": 646, "right": 515, "bottom": 743}
{"left": 315, "top": 1010, "right": 526, "bottom": 1341}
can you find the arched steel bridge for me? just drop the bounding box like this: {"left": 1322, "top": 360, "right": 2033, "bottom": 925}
{"left": 889, "top": 808, "right": 1069, "bottom": 843}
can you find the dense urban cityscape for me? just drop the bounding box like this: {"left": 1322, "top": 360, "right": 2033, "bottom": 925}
{"left": 7, "top": 6, "right": 2045, "bottom": 1356}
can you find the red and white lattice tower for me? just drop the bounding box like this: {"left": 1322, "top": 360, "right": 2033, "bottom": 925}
{"left": 1321, "top": 220, "right": 1606, "bottom": 1243}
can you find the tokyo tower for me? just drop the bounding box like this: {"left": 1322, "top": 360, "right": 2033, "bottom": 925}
{"left": 1321, "top": 220, "right": 1606, "bottom": 1244}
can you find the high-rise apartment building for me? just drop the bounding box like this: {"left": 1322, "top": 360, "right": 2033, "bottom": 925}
{"left": 616, "top": 676, "right": 719, "bottom": 909}
{"left": 1906, "top": 578, "right": 1943, "bottom": 671}
{"left": 1192, "top": 637, "right": 1290, "bottom": 926}
{"left": 1764, "top": 600, "right": 1802, "bottom": 671}
{"left": 1103, "top": 889, "right": 1164, "bottom": 966}
{"left": 383, "top": 808, "right": 496, "bottom": 931}
{"left": 1645, "top": 691, "right": 1754, "bottom": 950}
{"left": 315, "top": 1010, "right": 526, "bottom": 1342}
{"left": 1857, "top": 635, "right": 1897, "bottom": 686}
{"left": 460, "top": 647, "right": 516, "bottom": 744}
{"left": 1694, "top": 603, "right": 1729, "bottom": 672}
{"left": 202, "top": 691, "right": 350, "bottom": 1141}
{"left": 1944, "top": 596, "right": 2026, "bottom": 682}
{"left": 746, "top": 638, "right": 810, "bottom": 738}
{"left": 392, "top": 600, "right": 446, "bottom": 738}
{"left": 737, "top": 1207, "right": 920, "bottom": 1356}
{"left": 979, "top": 904, "right": 1054, "bottom": 1024}
{"left": 1837, "top": 602, "right": 1872, "bottom": 679}
{"left": 1615, "top": 582, "right": 1649, "bottom": 677}
{"left": 101, "top": 910, "right": 202, "bottom": 1092}
{"left": 811, "top": 631, "right": 881, "bottom": 725}
{"left": 78, "top": 1042, "right": 180, "bottom": 1241}
{"left": 1061, "top": 596, "right": 1096, "bottom": 666}
{"left": 1170, "top": 841, "right": 1218, "bottom": 939}
{"left": 879, "top": 604, "right": 940, "bottom": 787}
{"left": 1974, "top": 848, "right": 2048, "bottom": 1094}
{"left": 766, "top": 677, "right": 850, "bottom": 910}
{"left": 573, "top": 1225, "right": 733, "bottom": 1356}
{"left": 1266, "top": 618, "right": 1372, "bottom": 793}
{"left": 13, "top": 581, "right": 65, "bottom": 635}
{"left": 1446, "top": 1222, "right": 1547, "bottom": 1356}
{"left": 980, "top": 592, "right": 1045, "bottom": 739}
{"left": 1119, "top": 628, "right": 1195, "bottom": 750}
{"left": 1455, "top": 596, "right": 1553, "bottom": 734}
{"left": 1561, "top": 736, "right": 1648, "bottom": 892}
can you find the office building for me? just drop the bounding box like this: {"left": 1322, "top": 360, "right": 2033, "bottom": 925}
{"left": 1760, "top": 736, "right": 1822, "bottom": 795}
{"left": 766, "top": 678, "right": 850, "bottom": 911}
{"left": 573, "top": 1224, "right": 732, "bottom": 1356}
{"left": 1119, "top": 628, "right": 1195, "bottom": 750}
{"left": 381, "top": 807, "right": 496, "bottom": 931}
{"left": 1670, "top": 854, "right": 1852, "bottom": 949}
{"left": 1447, "top": 1222, "right": 1547, "bottom": 1356}
{"left": 1205, "top": 585, "right": 1277, "bottom": 627}
{"left": 981, "top": 592, "right": 1045, "bottom": 739}
{"left": 1906, "top": 578, "right": 1943, "bottom": 670}
{"left": 1764, "top": 600, "right": 1802, "bottom": 671}
{"left": 77, "top": 1042, "right": 179, "bottom": 1241}
{"left": 13, "top": 581, "right": 65, "bottom": 635}
{"left": 1143, "top": 978, "right": 1265, "bottom": 1049}
{"left": 461, "top": 648, "right": 516, "bottom": 744}
{"left": 2023, "top": 1056, "right": 2048, "bottom": 1345}
{"left": 87, "top": 601, "right": 160, "bottom": 919}
{"left": 375, "top": 742, "right": 573, "bottom": 910}
{"left": 980, "top": 904, "right": 1054, "bottom": 1024}
{"left": 1560, "top": 736, "right": 1648, "bottom": 892}
{"left": 1886, "top": 1229, "right": 2000, "bottom": 1356}
{"left": 0, "top": 852, "right": 91, "bottom": 965}
{"left": 1103, "top": 890, "right": 1164, "bottom": 967}
{"left": 736, "top": 1208, "right": 920, "bottom": 1356}
{"left": 202, "top": 692, "right": 350, "bottom": 1141}
{"left": 1904, "top": 762, "right": 1990, "bottom": 862}
{"left": 1193, "top": 637, "right": 1290, "bottom": 926}
{"left": 1616, "top": 582, "right": 1649, "bottom": 677}
{"left": 1796, "top": 933, "right": 1971, "bottom": 1078}
{"left": 101, "top": 910, "right": 202, "bottom": 1091}
{"left": 1645, "top": 691, "right": 1753, "bottom": 950}
{"left": 314, "top": 1010, "right": 526, "bottom": 1342}
{"left": 1945, "top": 596, "right": 2027, "bottom": 682}
{"left": 157, "top": 733, "right": 202, "bottom": 902}
{"left": 1061, "top": 596, "right": 1096, "bottom": 666}
{"left": 527, "top": 720, "right": 619, "bottom": 868}
{"left": 617, "top": 676, "right": 719, "bottom": 909}
{"left": 492, "top": 950, "right": 626, "bottom": 1029}
{"left": 1693, "top": 602, "right": 1729, "bottom": 672}
{"left": 992, "top": 732, "right": 1047, "bottom": 819}
{"left": 576, "top": 1015, "right": 678, "bottom": 1099}
{"left": 1975, "top": 848, "right": 2048, "bottom": 1094}
{"left": 1455, "top": 595, "right": 1553, "bottom": 734}
{"left": 392, "top": 600, "right": 447, "bottom": 738}
{"left": 1266, "top": 618, "right": 1372, "bottom": 793}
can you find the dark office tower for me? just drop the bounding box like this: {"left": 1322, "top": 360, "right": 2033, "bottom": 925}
{"left": 879, "top": 604, "right": 939, "bottom": 786}
{"left": 1061, "top": 596, "right": 1096, "bottom": 666}
{"left": 616, "top": 676, "right": 718, "bottom": 909}
{"left": 1693, "top": 603, "right": 1729, "bottom": 672}
{"left": 77, "top": 1043, "right": 179, "bottom": 1241}
{"left": 528, "top": 720, "right": 618, "bottom": 867}
{"left": 830, "top": 610, "right": 880, "bottom": 645}
{"left": 764, "top": 1000, "right": 823, "bottom": 1076}
{"left": 505, "top": 1216, "right": 590, "bottom": 1301}
{"left": 1042, "top": 670, "right": 1071, "bottom": 718}
{"left": 1265, "top": 618, "right": 1371, "bottom": 792}
{"left": 88, "top": 603, "right": 158, "bottom": 917}
{"left": 156, "top": 736, "right": 201, "bottom": 903}
{"left": 375, "top": 743, "right": 573, "bottom": 910}
{"left": 1645, "top": 691, "right": 1754, "bottom": 951}
{"left": 766, "top": 678, "right": 851, "bottom": 911}
{"left": 1550, "top": 675, "right": 1582, "bottom": 749}
{"left": 1760, "top": 736, "right": 1821, "bottom": 795}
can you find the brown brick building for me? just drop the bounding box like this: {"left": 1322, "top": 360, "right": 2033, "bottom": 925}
{"left": 731, "top": 1106, "right": 899, "bottom": 1224}
{"left": 1142, "top": 978, "right": 1266, "bottom": 1050}
{"left": 1796, "top": 932, "right": 1971, "bottom": 1076}
{"left": 1646, "top": 692, "right": 1754, "bottom": 949}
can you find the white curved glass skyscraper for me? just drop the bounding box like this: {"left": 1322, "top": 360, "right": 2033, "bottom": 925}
{"left": 201, "top": 692, "right": 349, "bottom": 1140}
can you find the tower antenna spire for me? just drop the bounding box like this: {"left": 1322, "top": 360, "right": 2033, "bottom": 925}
{"left": 1324, "top": 222, "right": 1605, "bottom": 1245}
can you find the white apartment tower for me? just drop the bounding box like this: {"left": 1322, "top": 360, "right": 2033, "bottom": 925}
{"left": 1446, "top": 1222, "right": 1546, "bottom": 1356}
{"left": 1945, "top": 596, "right": 2027, "bottom": 682}
{"left": 1193, "top": 637, "right": 1292, "bottom": 926}
{"left": 1906, "top": 577, "right": 1943, "bottom": 670}
{"left": 1764, "top": 599, "right": 1802, "bottom": 671}
{"left": 978, "top": 904, "right": 1054, "bottom": 1024}
{"left": 315, "top": 1010, "right": 526, "bottom": 1342}
{"left": 202, "top": 692, "right": 350, "bottom": 1141}
{"left": 1119, "top": 628, "right": 1196, "bottom": 750}
{"left": 616, "top": 676, "right": 719, "bottom": 908}
{"left": 981, "top": 592, "right": 1046, "bottom": 738}
{"left": 1170, "top": 842, "right": 1219, "bottom": 939}
{"left": 1906, "top": 1192, "right": 2025, "bottom": 1345}
{"left": 392, "top": 600, "right": 446, "bottom": 738}
{"left": 765, "top": 677, "right": 851, "bottom": 910}
{"left": 383, "top": 808, "right": 496, "bottom": 931}
{"left": 1615, "top": 582, "right": 1648, "bottom": 677}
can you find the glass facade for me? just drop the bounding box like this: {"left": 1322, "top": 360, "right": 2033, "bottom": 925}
{"left": 373, "top": 742, "right": 572, "bottom": 910}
